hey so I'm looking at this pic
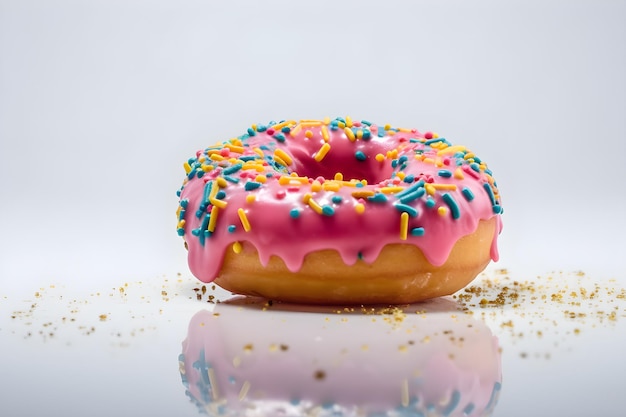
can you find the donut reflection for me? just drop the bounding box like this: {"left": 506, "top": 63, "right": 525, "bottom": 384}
{"left": 178, "top": 298, "right": 502, "bottom": 417}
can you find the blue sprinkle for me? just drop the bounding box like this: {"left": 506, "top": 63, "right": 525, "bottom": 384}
{"left": 191, "top": 228, "right": 200, "bottom": 236}
{"left": 485, "top": 168, "right": 493, "bottom": 176}
{"left": 437, "top": 169, "right": 452, "bottom": 178}
{"left": 462, "top": 187, "right": 474, "bottom": 201}
{"left": 223, "top": 163, "right": 243, "bottom": 175}
{"left": 367, "top": 193, "right": 388, "bottom": 203}
{"left": 377, "top": 129, "right": 385, "bottom": 137}
{"left": 200, "top": 214, "right": 211, "bottom": 231}
{"left": 331, "top": 195, "right": 342, "bottom": 204}
{"left": 244, "top": 181, "right": 262, "bottom": 191}
{"left": 442, "top": 193, "right": 461, "bottom": 219}
{"left": 483, "top": 183, "right": 496, "bottom": 205}
{"left": 394, "top": 203, "right": 418, "bottom": 217}
{"left": 426, "top": 197, "right": 436, "bottom": 208}
{"left": 330, "top": 124, "right": 339, "bottom": 131}
{"left": 273, "top": 133, "right": 286, "bottom": 142}
{"left": 227, "top": 225, "right": 236, "bottom": 233}
{"left": 246, "top": 127, "right": 256, "bottom": 136}
{"left": 355, "top": 150, "right": 367, "bottom": 161}
{"left": 176, "top": 189, "right": 181, "bottom": 197}
{"left": 216, "top": 190, "right": 226, "bottom": 199}
{"left": 224, "top": 175, "right": 240, "bottom": 183}
{"left": 399, "top": 187, "right": 425, "bottom": 204}
{"left": 195, "top": 210, "right": 203, "bottom": 219}
{"left": 470, "top": 162, "right": 481, "bottom": 172}
{"left": 322, "top": 205, "right": 335, "bottom": 216}
{"left": 403, "top": 174, "right": 415, "bottom": 183}
{"left": 289, "top": 208, "right": 300, "bottom": 218}
{"left": 410, "top": 227, "right": 425, "bottom": 236}
{"left": 336, "top": 117, "right": 346, "bottom": 123}
{"left": 203, "top": 181, "right": 213, "bottom": 203}
{"left": 463, "top": 403, "right": 475, "bottom": 415}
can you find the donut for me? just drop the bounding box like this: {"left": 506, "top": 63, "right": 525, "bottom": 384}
{"left": 176, "top": 117, "right": 503, "bottom": 304}
{"left": 179, "top": 299, "right": 503, "bottom": 417}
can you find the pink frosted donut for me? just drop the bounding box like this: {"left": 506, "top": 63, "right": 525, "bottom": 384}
{"left": 176, "top": 117, "right": 503, "bottom": 304}
{"left": 179, "top": 300, "right": 502, "bottom": 417}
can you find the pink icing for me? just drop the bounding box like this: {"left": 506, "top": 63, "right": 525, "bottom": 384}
{"left": 177, "top": 118, "right": 503, "bottom": 283}
{"left": 179, "top": 299, "right": 502, "bottom": 416}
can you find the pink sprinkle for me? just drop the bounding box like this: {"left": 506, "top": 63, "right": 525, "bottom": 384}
{"left": 220, "top": 148, "right": 230, "bottom": 157}
{"left": 315, "top": 176, "right": 325, "bottom": 183}
{"left": 266, "top": 128, "right": 275, "bottom": 135}
{"left": 353, "top": 121, "right": 361, "bottom": 127}
{"left": 275, "top": 189, "right": 286, "bottom": 199}
{"left": 443, "top": 157, "right": 451, "bottom": 166}
{"left": 287, "top": 186, "right": 300, "bottom": 193}
{"left": 424, "top": 132, "right": 433, "bottom": 139}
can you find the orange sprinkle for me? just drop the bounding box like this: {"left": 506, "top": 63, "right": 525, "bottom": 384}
{"left": 305, "top": 130, "right": 314, "bottom": 139}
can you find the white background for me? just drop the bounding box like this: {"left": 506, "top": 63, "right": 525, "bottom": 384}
{"left": 1, "top": 0, "right": 625, "bottom": 290}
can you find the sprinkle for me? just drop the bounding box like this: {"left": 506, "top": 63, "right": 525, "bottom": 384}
{"left": 208, "top": 207, "right": 219, "bottom": 232}
{"left": 322, "top": 205, "right": 335, "bottom": 216}
{"left": 462, "top": 164, "right": 481, "bottom": 179}
{"left": 274, "top": 149, "right": 293, "bottom": 165}
{"left": 403, "top": 174, "right": 415, "bottom": 183}
{"left": 305, "top": 130, "right": 313, "bottom": 139}
{"left": 246, "top": 194, "right": 256, "bottom": 203}
{"left": 279, "top": 175, "right": 309, "bottom": 185}
{"left": 462, "top": 187, "right": 475, "bottom": 201}
{"left": 379, "top": 186, "right": 405, "bottom": 194}
{"left": 232, "top": 242, "right": 242, "bottom": 254}
{"left": 437, "top": 206, "right": 448, "bottom": 216}
{"left": 223, "top": 175, "right": 240, "bottom": 183}
{"left": 493, "top": 204, "right": 502, "bottom": 214}
{"left": 344, "top": 126, "right": 356, "bottom": 141}
{"left": 237, "top": 208, "right": 251, "bottom": 231}
{"left": 334, "top": 172, "right": 343, "bottom": 181}
{"left": 302, "top": 193, "right": 312, "bottom": 204}
{"left": 411, "top": 227, "right": 425, "bottom": 236}
{"left": 321, "top": 125, "right": 330, "bottom": 142}
{"left": 425, "top": 184, "right": 436, "bottom": 195}
{"left": 399, "top": 187, "right": 425, "bottom": 204}
{"left": 331, "top": 195, "right": 342, "bottom": 204}
{"left": 483, "top": 182, "right": 497, "bottom": 206}
{"left": 352, "top": 190, "right": 375, "bottom": 199}
{"left": 314, "top": 143, "right": 331, "bottom": 162}
{"left": 367, "top": 193, "right": 388, "bottom": 203}
{"left": 400, "top": 212, "right": 409, "bottom": 240}
{"left": 345, "top": 116, "right": 353, "bottom": 127}
{"left": 311, "top": 180, "right": 322, "bottom": 192}
{"left": 247, "top": 127, "right": 256, "bottom": 136}
{"left": 244, "top": 181, "right": 262, "bottom": 191}
{"left": 355, "top": 203, "right": 365, "bottom": 214}
{"left": 289, "top": 208, "right": 300, "bottom": 218}
{"left": 375, "top": 153, "right": 385, "bottom": 162}
{"left": 454, "top": 168, "right": 465, "bottom": 179}
{"left": 289, "top": 123, "right": 302, "bottom": 137}
{"left": 273, "top": 133, "right": 286, "bottom": 142}
{"left": 437, "top": 145, "right": 466, "bottom": 156}
{"left": 227, "top": 225, "right": 236, "bottom": 233}
{"left": 442, "top": 193, "right": 461, "bottom": 219}
{"left": 426, "top": 197, "right": 436, "bottom": 208}
{"left": 470, "top": 162, "right": 481, "bottom": 173}
{"left": 255, "top": 175, "right": 267, "bottom": 183}
{"left": 431, "top": 183, "right": 457, "bottom": 191}
{"left": 225, "top": 144, "right": 245, "bottom": 153}
{"left": 355, "top": 150, "right": 367, "bottom": 161}
{"left": 210, "top": 153, "right": 224, "bottom": 161}
{"left": 183, "top": 161, "right": 192, "bottom": 174}
{"left": 437, "top": 169, "right": 452, "bottom": 178}
{"left": 395, "top": 203, "right": 418, "bottom": 217}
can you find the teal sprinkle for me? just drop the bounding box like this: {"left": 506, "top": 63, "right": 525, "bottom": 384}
{"left": 224, "top": 175, "right": 240, "bottom": 183}
{"left": 493, "top": 204, "right": 502, "bottom": 214}
{"left": 485, "top": 168, "right": 493, "bottom": 176}
{"left": 362, "top": 129, "right": 371, "bottom": 140}
{"left": 377, "top": 129, "right": 385, "bottom": 137}
{"left": 394, "top": 203, "right": 418, "bottom": 217}
{"left": 180, "top": 199, "right": 189, "bottom": 209}
{"left": 244, "top": 181, "right": 262, "bottom": 191}
{"left": 473, "top": 155, "right": 482, "bottom": 163}
{"left": 336, "top": 117, "right": 346, "bottom": 123}
{"left": 391, "top": 159, "right": 398, "bottom": 168}
{"left": 195, "top": 209, "right": 203, "bottom": 218}
{"left": 357, "top": 251, "right": 363, "bottom": 260}
{"left": 409, "top": 138, "right": 420, "bottom": 143}
{"left": 191, "top": 228, "right": 200, "bottom": 236}
{"left": 227, "top": 225, "right": 236, "bottom": 233}
{"left": 256, "top": 124, "right": 267, "bottom": 132}
{"left": 322, "top": 205, "right": 335, "bottom": 216}
{"left": 355, "top": 150, "right": 367, "bottom": 161}
{"left": 331, "top": 195, "right": 342, "bottom": 204}
{"left": 196, "top": 170, "right": 204, "bottom": 178}
{"left": 441, "top": 390, "right": 461, "bottom": 416}
{"left": 200, "top": 214, "right": 211, "bottom": 231}
{"left": 355, "top": 182, "right": 364, "bottom": 188}
{"left": 259, "top": 145, "right": 270, "bottom": 150}
{"left": 239, "top": 155, "right": 257, "bottom": 161}
{"left": 367, "top": 193, "right": 388, "bottom": 203}
{"left": 178, "top": 209, "right": 185, "bottom": 221}
{"left": 426, "top": 197, "right": 436, "bottom": 208}
{"left": 470, "top": 162, "right": 481, "bottom": 172}
{"left": 442, "top": 193, "right": 461, "bottom": 219}
{"left": 246, "top": 127, "right": 256, "bottom": 136}
{"left": 483, "top": 183, "right": 496, "bottom": 205}
{"left": 395, "top": 180, "right": 425, "bottom": 198}
{"left": 462, "top": 187, "right": 475, "bottom": 201}
{"left": 203, "top": 181, "right": 212, "bottom": 203}
{"left": 399, "top": 187, "right": 425, "bottom": 204}
{"left": 216, "top": 190, "right": 226, "bottom": 199}
{"left": 403, "top": 174, "right": 415, "bottom": 183}
{"left": 289, "top": 208, "right": 300, "bottom": 218}
{"left": 330, "top": 124, "right": 339, "bottom": 131}
{"left": 281, "top": 126, "right": 291, "bottom": 133}
{"left": 176, "top": 189, "right": 181, "bottom": 197}
{"left": 411, "top": 227, "right": 425, "bottom": 236}
{"left": 399, "top": 155, "right": 408, "bottom": 163}
{"left": 463, "top": 403, "right": 476, "bottom": 415}
{"left": 273, "top": 133, "right": 286, "bottom": 142}
{"left": 425, "top": 137, "right": 445, "bottom": 145}
{"left": 361, "top": 120, "right": 372, "bottom": 126}
{"left": 438, "top": 169, "right": 452, "bottom": 178}
{"left": 223, "top": 163, "right": 243, "bottom": 175}
{"left": 177, "top": 228, "right": 184, "bottom": 236}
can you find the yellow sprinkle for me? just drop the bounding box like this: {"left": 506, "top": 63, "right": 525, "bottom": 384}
{"left": 271, "top": 120, "right": 295, "bottom": 131}
{"left": 201, "top": 164, "right": 213, "bottom": 172}
{"left": 301, "top": 122, "right": 322, "bottom": 128}
{"left": 210, "top": 198, "right": 227, "bottom": 209}
{"left": 279, "top": 175, "right": 309, "bottom": 185}
{"left": 323, "top": 116, "right": 331, "bottom": 125}
{"left": 176, "top": 219, "right": 185, "bottom": 229}
{"left": 396, "top": 172, "right": 406, "bottom": 180}
{"left": 352, "top": 190, "right": 375, "bottom": 199}
{"left": 435, "top": 158, "right": 444, "bottom": 167}
{"left": 425, "top": 184, "right": 436, "bottom": 195}
{"left": 311, "top": 180, "right": 322, "bottom": 192}
{"left": 360, "top": 179, "right": 368, "bottom": 186}
{"left": 397, "top": 127, "right": 413, "bottom": 133}
{"left": 464, "top": 152, "right": 475, "bottom": 160}
{"left": 255, "top": 175, "right": 267, "bottom": 183}
{"left": 246, "top": 194, "right": 256, "bottom": 203}
{"left": 400, "top": 212, "right": 409, "bottom": 240}
{"left": 379, "top": 186, "right": 405, "bottom": 194}
{"left": 321, "top": 125, "right": 330, "bottom": 142}
{"left": 334, "top": 172, "right": 343, "bottom": 181}
{"left": 305, "top": 130, "right": 314, "bottom": 139}
{"left": 423, "top": 157, "right": 435, "bottom": 165}
{"left": 302, "top": 193, "right": 312, "bottom": 204}
{"left": 225, "top": 144, "right": 245, "bottom": 153}
{"left": 209, "top": 180, "right": 220, "bottom": 199}
{"left": 387, "top": 149, "right": 398, "bottom": 159}
{"left": 433, "top": 133, "right": 439, "bottom": 138}
{"left": 230, "top": 138, "right": 243, "bottom": 146}
{"left": 238, "top": 380, "right": 251, "bottom": 401}
{"left": 210, "top": 153, "right": 224, "bottom": 161}
{"left": 432, "top": 183, "right": 458, "bottom": 191}
{"left": 253, "top": 148, "right": 264, "bottom": 158}
{"left": 228, "top": 157, "right": 238, "bottom": 164}
{"left": 375, "top": 153, "right": 385, "bottom": 162}
{"left": 344, "top": 126, "right": 356, "bottom": 141}
{"left": 273, "top": 155, "right": 288, "bottom": 167}
{"left": 356, "top": 129, "right": 363, "bottom": 140}
{"left": 337, "top": 121, "right": 345, "bottom": 129}
{"left": 232, "top": 242, "right": 242, "bottom": 254}
{"left": 454, "top": 168, "right": 465, "bottom": 180}
{"left": 208, "top": 207, "right": 219, "bottom": 232}
{"left": 387, "top": 130, "right": 396, "bottom": 136}
{"left": 322, "top": 181, "right": 341, "bottom": 192}
{"left": 242, "top": 163, "right": 265, "bottom": 172}
{"left": 183, "top": 162, "right": 192, "bottom": 174}
{"left": 384, "top": 123, "right": 391, "bottom": 130}
{"left": 237, "top": 208, "right": 251, "bottom": 232}
{"left": 289, "top": 123, "right": 302, "bottom": 137}
{"left": 314, "top": 143, "right": 331, "bottom": 162}
{"left": 274, "top": 149, "right": 293, "bottom": 165}
{"left": 345, "top": 116, "right": 353, "bottom": 128}
{"left": 437, "top": 145, "right": 466, "bottom": 156}
{"left": 355, "top": 203, "right": 365, "bottom": 214}
{"left": 307, "top": 197, "right": 323, "bottom": 215}
{"left": 216, "top": 177, "right": 228, "bottom": 188}
{"left": 251, "top": 124, "right": 257, "bottom": 131}
{"left": 438, "top": 206, "right": 448, "bottom": 216}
